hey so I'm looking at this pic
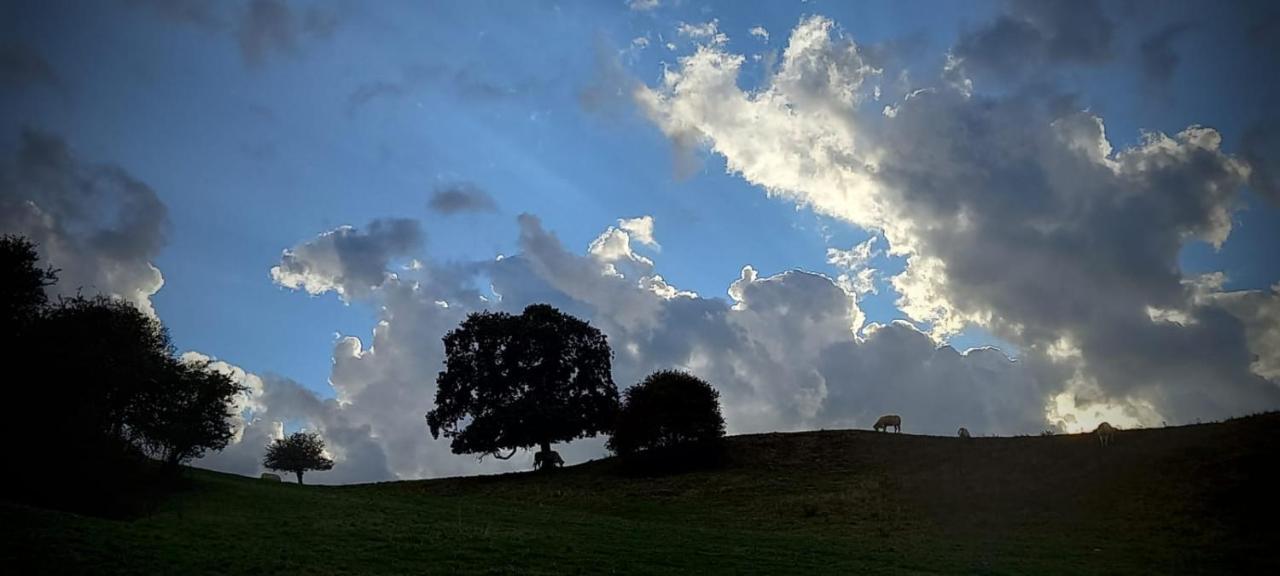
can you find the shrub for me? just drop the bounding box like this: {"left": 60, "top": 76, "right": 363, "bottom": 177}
{"left": 608, "top": 370, "right": 726, "bottom": 469}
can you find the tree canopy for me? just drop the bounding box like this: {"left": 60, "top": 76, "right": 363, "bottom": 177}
{"left": 608, "top": 370, "right": 726, "bottom": 458}
{"left": 264, "top": 431, "right": 334, "bottom": 484}
{"left": 132, "top": 357, "right": 243, "bottom": 468}
{"left": 0, "top": 234, "right": 57, "bottom": 329}
{"left": 426, "top": 304, "right": 620, "bottom": 461}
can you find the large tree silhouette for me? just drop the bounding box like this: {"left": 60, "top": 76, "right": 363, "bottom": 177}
{"left": 426, "top": 304, "right": 619, "bottom": 463}
{"left": 264, "top": 431, "right": 334, "bottom": 484}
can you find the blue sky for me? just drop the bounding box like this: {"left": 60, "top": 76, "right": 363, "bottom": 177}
{"left": 4, "top": 0, "right": 1279, "bottom": 481}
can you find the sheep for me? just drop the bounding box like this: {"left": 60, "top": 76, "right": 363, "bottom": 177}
{"left": 957, "top": 427, "right": 971, "bottom": 439}
{"left": 260, "top": 472, "right": 282, "bottom": 482}
{"left": 533, "top": 449, "right": 564, "bottom": 470}
{"left": 873, "top": 414, "right": 902, "bottom": 433}
{"left": 1094, "top": 422, "right": 1116, "bottom": 447}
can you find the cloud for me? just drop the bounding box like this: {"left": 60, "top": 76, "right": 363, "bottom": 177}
{"left": 0, "top": 129, "right": 167, "bottom": 315}
{"left": 636, "top": 14, "right": 1280, "bottom": 427}
{"left": 1139, "top": 22, "right": 1192, "bottom": 88}
{"left": 188, "top": 352, "right": 394, "bottom": 484}
{"left": 617, "top": 216, "right": 657, "bottom": 248}
{"left": 237, "top": 0, "right": 337, "bottom": 68}
{"left": 827, "top": 236, "right": 879, "bottom": 296}
{"left": 123, "top": 0, "right": 226, "bottom": 30}
{"left": 578, "top": 36, "right": 644, "bottom": 119}
{"left": 1199, "top": 282, "right": 1280, "bottom": 382}
{"left": 123, "top": 0, "right": 336, "bottom": 68}
{"left": 951, "top": 0, "right": 1113, "bottom": 84}
{"left": 270, "top": 218, "right": 422, "bottom": 302}
{"left": 627, "top": 0, "right": 660, "bottom": 12}
{"left": 749, "top": 26, "right": 769, "bottom": 42}
{"left": 427, "top": 182, "right": 498, "bottom": 215}
{"left": 1242, "top": 119, "right": 1280, "bottom": 204}
{"left": 0, "top": 41, "right": 63, "bottom": 93}
{"left": 232, "top": 210, "right": 1077, "bottom": 482}
{"left": 348, "top": 63, "right": 526, "bottom": 114}
{"left": 677, "top": 20, "right": 728, "bottom": 46}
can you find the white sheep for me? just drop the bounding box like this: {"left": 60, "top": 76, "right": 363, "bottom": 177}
{"left": 1094, "top": 422, "right": 1116, "bottom": 447}
{"left": 957, "top": 427, "right": 971, "bottom": 439}
{"left": 260, "top": 472, "right": 282, "bottom": 482}
{"left": 873, "top": 414, "right": 902, "bottom": 433}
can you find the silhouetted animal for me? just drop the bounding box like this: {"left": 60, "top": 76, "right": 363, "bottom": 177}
{"left": 873, "top": 414, "right": 902, "bottom": 433}
{"left": 533, "top": 449, "right": 564, "bottom": 470}
{"left": 957, "top": 427, "right": 971, "bottom": 439}
{"left": 1095, "top": 422, "right": 1116, "bottom": 447}
{"left": 260, "top": 473, "right": 282, "bottom": 482}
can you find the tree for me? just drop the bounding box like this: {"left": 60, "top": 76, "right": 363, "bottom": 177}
{"left": 426, "top": 304, "right": 620, "bottom": 464}
{"left": 608, "top": 370, "right": 726, "bottom": 458}
{"left": 133, "top": 357, "right": 245, "bottom": 471}
{"left": 264, "top": 431, "right": 334, "bottom": 484}
{"left": 3, "top": 235, "right": 246, "bottom": 514}
{"left": 0, "top": 234, "right": 57, "bottom": 330}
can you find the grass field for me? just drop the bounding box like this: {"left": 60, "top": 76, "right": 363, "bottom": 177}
{"left": 4, "top": 413, "right": 1278, "bottom": 575}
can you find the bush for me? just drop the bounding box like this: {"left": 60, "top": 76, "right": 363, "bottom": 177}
{"left": 608, "top": 370, "right": 726, "bottom": 472}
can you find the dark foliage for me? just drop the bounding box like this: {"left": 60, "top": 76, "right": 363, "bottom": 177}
{"left": 609, "top": 370, "right": 726, "bottom": 473}
{"left": 0, "top": 234, "right": 57, "bottom": 329}
{"left": 427, "top": 304, "right": 620, "bottom": 464}
{"left": 133, "top": 357, "right": 243, "bottom": 469}
{"left": 264, "top": 431, "right": 334, "bottom": 484}
{"left": 1, "top": 235, "right": 244, "bottom": 516}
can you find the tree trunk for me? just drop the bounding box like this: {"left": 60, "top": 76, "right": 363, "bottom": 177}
{"left": 295, "top": 470, "right": 304, "bottom": 485}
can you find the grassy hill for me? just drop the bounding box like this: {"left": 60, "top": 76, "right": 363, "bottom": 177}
{"left": 4, "top": 413, "right": 1278, "bottom": 575}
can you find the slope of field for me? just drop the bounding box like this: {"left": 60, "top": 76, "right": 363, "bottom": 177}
{"left": 4, "top": 413, "right": 1278, "bottom": 575}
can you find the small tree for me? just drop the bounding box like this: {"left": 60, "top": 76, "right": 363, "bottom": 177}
{"left": 264, "top": 431, "right": 334, "bottom": 484}
{"left": 608, "top": 370, "right": 726, "bottom": 458}
{"left": 427, "top": 304, "right": 619, "bottom": 465}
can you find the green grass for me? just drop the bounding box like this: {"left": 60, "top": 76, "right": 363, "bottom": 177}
{"left": 5, "top": 413, "right": 1279, "bottom": 575}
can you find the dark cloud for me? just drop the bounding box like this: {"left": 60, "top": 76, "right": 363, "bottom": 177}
{"left": 270, "top": 218, "right": 422, "bottom": 301}
{"left": 427, "top": 182, "right": 497, "bottom": 215}
{"left": 637, "top": 15, "right": 1280, "bottom": 429}
{"left": 1242, "top": 119, "right": 1280, "bottom": 204}
{"left": 237, "top": 0, "right": 338, "bottom": 68}
{"left": 0, "top": 41, "right": 62, "bottom": 92}
{"left": 347, "top": 64, "right": 527, "bottom": 114}
{"left": 1139, "top": 22, "right": 1192, "bottom": 87}
{"left": 578, "top": 37, "right": 640, "bottom": 117}
{"left": 0, "top": 129, "right": 168, "bottom": 314}
{"left": 238, "top": 0, "right": 297, "bottom": 67}
{"left": 953, "top": 0, "right": 1113, "bottom": 84}
{"left": 122, "top": 0, "right": 226, "bottom": 30}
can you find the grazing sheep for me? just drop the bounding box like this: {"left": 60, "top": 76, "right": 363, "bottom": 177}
{"left": 873, "top": 414, "right": 902, "bottom": 433}
{"left": 260, "top": 473, "right": 282, "bottom": 482}
{"left": 533, "top": 449, "right": 564, "bottom": 470}
{"left": 1094, "top": 422, "right": 1116, "bottom": 447}
{"left": 957, "top": 427, "right": 971, "bottom": 439}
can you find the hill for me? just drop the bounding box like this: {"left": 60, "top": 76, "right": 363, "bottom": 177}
{"left": 4, "top": 413, "right": 1279, "bottom": 575}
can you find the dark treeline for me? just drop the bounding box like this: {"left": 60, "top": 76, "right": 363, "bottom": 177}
{"left": 2, "top": 231, "right": 732, "bottom": 520}
{"left": 1, "top": 235, "right": 244, "bottom": 517}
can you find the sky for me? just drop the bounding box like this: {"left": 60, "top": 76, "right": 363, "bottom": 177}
{"left": 3, "top": 0, "right": 1279, "bottom": 483}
